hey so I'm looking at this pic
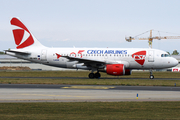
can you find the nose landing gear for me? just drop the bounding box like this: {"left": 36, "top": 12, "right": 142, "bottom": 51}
{"left": 149, "top": 75, "right": 154, "bottom": 79}
{"left": 149, "top": 69, "right": 154, "bottom": 79}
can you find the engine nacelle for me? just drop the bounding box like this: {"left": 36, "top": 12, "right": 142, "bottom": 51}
{"left": 105, "top": 64, "right": 132, "bottom": 76}
{"left": 106, "top": 64, "right": 125, "bottom": 76}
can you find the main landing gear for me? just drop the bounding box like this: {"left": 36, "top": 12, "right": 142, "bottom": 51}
{"left": 149, "top": 69, "right": 154, "bottom": 79}
{"left": 88, "top": 72, "right": 101, "bottom": 79}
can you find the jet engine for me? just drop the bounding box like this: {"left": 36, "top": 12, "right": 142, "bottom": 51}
{"left": 105, "top": 64, "right": 131, "bottom": 76}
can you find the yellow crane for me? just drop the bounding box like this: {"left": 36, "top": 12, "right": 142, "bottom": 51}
{"left": 125, "top": 30, "right": 180, "bottom": 48}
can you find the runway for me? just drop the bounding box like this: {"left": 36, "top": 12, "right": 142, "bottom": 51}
{"left": 0, "top": 84, "right": 180, "bottom": 102}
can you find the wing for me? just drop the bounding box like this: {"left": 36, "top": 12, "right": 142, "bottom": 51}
{"left": 62, "top": 56, "right": 116, "bottom": 68}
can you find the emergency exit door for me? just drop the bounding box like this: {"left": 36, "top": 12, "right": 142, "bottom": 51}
{"left": 148, "top": 50, "right": 154, "bottom": 62}
{"left": 41, "top": 49, "right": 47, "bottom": 61}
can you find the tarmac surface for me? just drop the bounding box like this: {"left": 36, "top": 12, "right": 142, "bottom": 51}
{"left": 0, "top": 84, "right": 180, "bottom": 102}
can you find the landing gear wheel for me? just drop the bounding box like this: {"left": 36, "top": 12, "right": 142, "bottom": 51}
{"left": 89, "top": 73, "right": 95, "bottom": 79}
{"left": 149, "top": 75, "right": 154, "bottom": 79}
{"left": 149, "top": 69, "right": 154, "bottom": 79}
{"left": 94, "top": 72, "right": 101, "bottom": 79}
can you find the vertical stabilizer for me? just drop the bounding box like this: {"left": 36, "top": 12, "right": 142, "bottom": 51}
{"left": 10, "top": 17, "right": 45, "bottom": 49}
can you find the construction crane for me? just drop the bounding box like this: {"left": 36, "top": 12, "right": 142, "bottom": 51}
{"left": 125, "top": 30, "right": 180, "bottom": 48}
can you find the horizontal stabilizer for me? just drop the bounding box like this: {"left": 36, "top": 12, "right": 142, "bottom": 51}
{"left": 4, "top": 49, "right": 31, "bottom": 55}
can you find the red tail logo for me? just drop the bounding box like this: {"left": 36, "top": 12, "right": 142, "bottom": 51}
{"left": 11, "top": 18, "right": 34, "bottom": 49}
{"left": 132, "top": 51, "right": 146, "bottom": 65}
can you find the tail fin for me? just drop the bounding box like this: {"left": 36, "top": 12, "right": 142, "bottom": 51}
{"left": 10, "top": 17, "right": 45, "bottom": 49}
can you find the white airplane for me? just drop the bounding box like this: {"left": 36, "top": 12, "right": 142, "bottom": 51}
{"left": 5, "top": 17, "right": 178, "bottom": 79}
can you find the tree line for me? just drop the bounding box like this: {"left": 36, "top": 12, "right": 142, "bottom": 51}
{"left": 168, "top": 50, "right": 179, "bottom": 55}
{"left": 0, "top": 51, "right": 4, "bottom": 54}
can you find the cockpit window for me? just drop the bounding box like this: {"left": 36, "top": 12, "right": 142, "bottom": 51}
{"left": 161, "top": 54, "right": 170, "bottom": 57}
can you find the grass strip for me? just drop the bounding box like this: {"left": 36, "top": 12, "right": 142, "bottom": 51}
{"left": 0, "top": 71, "right": 180, "bottom": 86}
{"left": 0, "top": 71, "right": 180, "bottom": 78}
{"left": 0, "top": 78, "right": 180, "bottom": 86}
{"left": 0, "top": 102, "right": 179, "bottom": 120}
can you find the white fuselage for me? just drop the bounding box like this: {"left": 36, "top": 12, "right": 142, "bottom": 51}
{"left": 7, "top": 47, "right": 178, "bottom": 70}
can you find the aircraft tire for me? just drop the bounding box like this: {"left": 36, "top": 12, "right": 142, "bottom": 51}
{"left": 149, "top": 75, "right": 154, "bottom": 79}
{"left": 89, "top": 73, "right": 95, "bottom": 79}
{"left": 94, "top": 72, "right": 101, "bottom": 79}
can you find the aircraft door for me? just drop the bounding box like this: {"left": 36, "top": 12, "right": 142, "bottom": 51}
{"left": 41, "top": 49, "right": 47, "bottom": 61}
{"left": 148, "top": 50, "right": 154, "bottom": 62}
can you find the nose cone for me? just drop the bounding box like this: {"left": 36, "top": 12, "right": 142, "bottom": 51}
{"left": 171, "top": 58, "right": 178, "bottom": 67}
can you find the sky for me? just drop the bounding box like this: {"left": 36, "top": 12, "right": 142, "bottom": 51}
{"left": 1, "top": 0, "right": 180, "bottom": 53}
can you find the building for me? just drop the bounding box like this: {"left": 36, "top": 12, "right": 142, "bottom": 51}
{"left": 0, "top": 55, "right": 72, "bottom": 70}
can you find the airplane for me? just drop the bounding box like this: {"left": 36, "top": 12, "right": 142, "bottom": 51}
{"left": 5, "top": 17, "right": 178, "bottom": 79}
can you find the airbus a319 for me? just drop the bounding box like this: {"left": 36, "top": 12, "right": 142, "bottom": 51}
{"left": 5, "top": 17, "right": 178, "bottom": 79}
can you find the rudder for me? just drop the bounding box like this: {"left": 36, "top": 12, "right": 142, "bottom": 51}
{"left": 10, "top": 17, "right": 44, "bottom": 49}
